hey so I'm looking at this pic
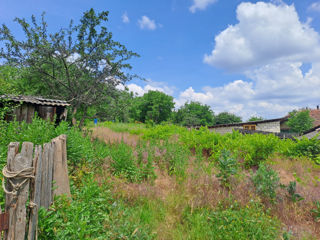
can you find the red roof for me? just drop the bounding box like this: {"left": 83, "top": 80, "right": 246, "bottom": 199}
{"left": 309, "top": 109, "right": 320, "bottom": 127}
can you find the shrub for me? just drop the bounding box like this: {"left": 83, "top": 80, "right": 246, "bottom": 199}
{"left": 216, "top": 150, "right": 238, "bottom": 187}
{"left": 286, "top": 181, "right": 303, "bottom": 202}
{"left": 240, "top": 134, "right": 279, "bottom": 168}
{"left": 252, "top": 164, "right": 280, "bottom": 202}
{"left": 288, "top": 136, "right": 320, "bottom": 161}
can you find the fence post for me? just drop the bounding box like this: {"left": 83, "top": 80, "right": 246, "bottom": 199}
{"left": 4, "top": 142, "right": 33, "bottom": 240}
{"left": 28, "top": 145, "right": 42, "bottom": 240}
{"left": 52, "top": 135, "right": 71, "bottom": 197}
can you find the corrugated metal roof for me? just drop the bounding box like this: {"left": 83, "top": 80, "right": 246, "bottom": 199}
{"left": 0, "top": 95, "right": 70, "bottom": 107}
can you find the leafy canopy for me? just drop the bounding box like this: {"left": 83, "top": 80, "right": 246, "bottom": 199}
{"left": 215, "top": 112, "right": 242, "bottom": 125}
{"left": 248, "top": 116, "right": 263, "bottom": 122}
{"left": 0, "top": 9, "right": 139, "bottom": 126}
{"left": 130, "top": 91, "right": 174, "bottom": 124}
{"left": 174, "top": 101, "right": 215, "bottom": 126}
{"left": 287, "top": 110, "right": 313, "bottom": 134}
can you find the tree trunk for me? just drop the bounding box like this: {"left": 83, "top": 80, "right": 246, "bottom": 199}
{"left": 78, "top": 106, "right": 88, "bottom": 129}
{"left": 71, "top": 107, "right": 77, "bottom": 126}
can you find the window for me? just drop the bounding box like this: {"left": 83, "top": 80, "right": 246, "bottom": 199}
{"left": 243, "top": 124, "right": 256, "bottom": 130}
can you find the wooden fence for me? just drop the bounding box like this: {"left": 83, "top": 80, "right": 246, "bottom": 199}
{"left": 0, "top": 135, "right": 71, "bottom": 240}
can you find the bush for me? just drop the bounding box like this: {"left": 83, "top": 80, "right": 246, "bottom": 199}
{"left": 216, "top": 150, "right": 238, "bottom": 187}
{"left": 288, "top": 136, "right": 320, "bottom": 161}
{"left": 252, "top": 164, "right": 280, "bottom": 202}
{"left": 239, "top": 134, "right": 279, "bottom": 168}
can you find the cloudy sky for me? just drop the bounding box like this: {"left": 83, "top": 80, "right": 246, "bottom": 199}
{"left": 1, "top": 0, "right": 320, "bottom": 120}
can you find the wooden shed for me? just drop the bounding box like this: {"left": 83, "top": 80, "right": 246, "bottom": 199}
{"left": 0, "top": 95, "right": 70, "bottom": 124}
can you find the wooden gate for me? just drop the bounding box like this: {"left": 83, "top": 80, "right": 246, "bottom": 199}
{"left": 0, "top": 135, "right": 71, "bottom": 240}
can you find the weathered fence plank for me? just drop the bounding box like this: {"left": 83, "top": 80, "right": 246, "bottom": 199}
{"left": 5, "top": 142, "right": 33, "bottom": 240}
{"left": 40, "top": 143, "right": 50, "bottom": 209}
{"left": 52, "top": 135, "right": 71, "bottom": 197}
{"left": 27, "top": 145, "right": 42, "bottom": 240}
{"left": 47, "top": 142, "right": 54, "bottom": 205}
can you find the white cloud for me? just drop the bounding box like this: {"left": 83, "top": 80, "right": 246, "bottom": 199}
{"left": 204, "top": 2, "right": 320, "bottom": 71}
{"left": 117, "top": 81, "right": 175, "bottom": 96}
{"left": 175, "top": 61, "right": 320, "bottom": 120}
{"left": 309, "top": 2, "right": 320, "bottom": 12}
{"left": 122, "top": 12, "right": 130, "bottom": 23}
{"left": 138, "top": 16, "right": 157, "bottom": 30}
{"left": 189, "top": 0, "right": 217, "bottom": 13}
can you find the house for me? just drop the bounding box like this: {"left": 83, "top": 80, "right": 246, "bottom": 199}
{"left": 301, "top": 125, "right": 320, "bottom": 139}
{"left": 205, "top": 117, "right": 288, "bottom": 134}
{"left": 0, "top": 95, "right": 70, "bottom": 124}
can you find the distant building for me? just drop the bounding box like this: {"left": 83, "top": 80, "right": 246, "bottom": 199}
{"left": 0, "top": 95, "right": 70, "bottom": 124}
{"left": 204, "top": 117, "right": 288, "bottom": 134}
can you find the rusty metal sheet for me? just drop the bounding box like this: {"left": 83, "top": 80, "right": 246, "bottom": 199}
{"left": 0, "top": 212, "right": 9, "bottom": 232}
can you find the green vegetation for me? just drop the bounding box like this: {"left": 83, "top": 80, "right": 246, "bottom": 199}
{"left": 1, "top": 8, "right": 320, "bottom": 240}
{"left": 130, "top": 90, "right": 175, "bottom": 124}
{"left": 248, "top": 116, "right": 264, "bottom": 122}
{"left": 0, "top": 9, "right": 139, "bottom": 127}
{"left": 287, "top": 110, "right": 314, "bottom": 134}
{"left": 215, "top": 112, "right": 242, "bottom": 124}
{"left": 174, "top": 101, "right": 215, "bottom": 126}
{"left": 252, "top": 164, "right": 280, "bottom": 202}
{"left": 181, "top": 203, "right": 281, "bottom": 240}
{"left": 1, "top": 118, "right": 320, "bottom": 239}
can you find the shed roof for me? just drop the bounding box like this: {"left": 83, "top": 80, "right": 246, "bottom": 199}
{"left": 0, "top": 95, "right": 70, "bottom": 107}
{"left": 205, "top": 117, "right": 288, "bottom": 129}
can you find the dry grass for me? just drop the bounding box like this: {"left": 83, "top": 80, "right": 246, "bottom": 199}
{"left": 91, "top": 126, "right": 140, "bottom": 147}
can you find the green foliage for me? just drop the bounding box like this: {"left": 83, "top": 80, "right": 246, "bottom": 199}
{"left": 142, "top": 124, "right": 185, "bottom": 140}
{"left": 174, "top": 101, "right": 215, "bottom": 126}
{"left": 311, "top": 201, "right": 320, "bottom": 222}
{"left": 109, "top": 142, "right": 141, "bottom": 182}
{"left": 239, "top": 133, "right": 279, "bottom": 167}
{"left": 286, "top": 181, "right": 303, "bottom": 202}
{"left": 287, "top": 110, "right": 313, "bottom": 134}
{"left": 38, "top": 176, "right": 157, "bottom": 239}
{"left": 287, "top": 136, "right": 320, "bottom": 161}
{"left": 252, "top": 164, "right": 280, "bottom": 202}
{"left": 130, "top": 91, "right": 175, "bottom": 124}
{"left": 216, "top": 150, "right": 238, "bottom": 187}
{"left": 0, "top": 9, "right": 139, "bottom": 127}
{"left": 215, "top": 112, "right": 242, "bottom": 125}
{"left": 0, "top": 65, "right": 21, "bottom": 95}
{"left": 248, "top": 116, "right": 263, "bottom": 122}
{"left": 181, "top": 203, "right": 281, "bottom": 240}
{"left": 160, "top": 140, "right": 190, "bottom": 178}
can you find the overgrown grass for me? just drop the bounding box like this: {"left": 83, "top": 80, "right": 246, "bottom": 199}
{"left": 1, "top": 119, "right": 320, "bottom": 239}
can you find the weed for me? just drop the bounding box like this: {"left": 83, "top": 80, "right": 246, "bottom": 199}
{"left": 180, "top": 202, "right": 281, "bottom": 239}
{"left": 311, "top": 201, "right": 320, "bottom": 222}
{"left": 286, "top": 181, "right": 304, "bottom": 202}
{"left": 216, "top": 150, "right": 238, "bottom": 188}
{"left": 252, "top": 164, "right": 280, "bottom": 202}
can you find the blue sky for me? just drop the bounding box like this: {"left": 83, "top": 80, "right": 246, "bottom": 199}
{"left": 1, "top": 0, "right": 320, "bottom": 120}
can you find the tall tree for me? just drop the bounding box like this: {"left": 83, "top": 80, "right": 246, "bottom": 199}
{"left": 287, "top": 110, "right": 313, "bottom": 134}
{"left": 248, "top": 116, "right": 263, "bottom": 122}
{"left": 0, "top": 9, "right": 139, "bottom": 127}
{"left": 174, "top": 101, "right": 215, "bottom": 126}
{"left": 131, "top": 91, "right": 174, "bottom": 124}
{"left": 215, "top": 112, "right": 242, "bottom": 125}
